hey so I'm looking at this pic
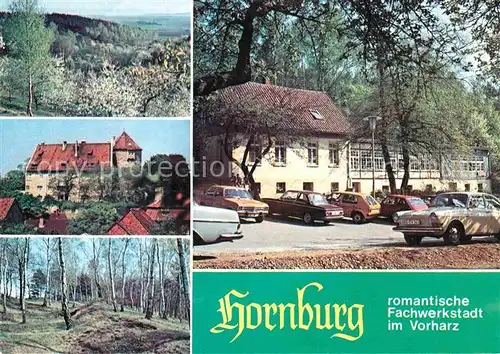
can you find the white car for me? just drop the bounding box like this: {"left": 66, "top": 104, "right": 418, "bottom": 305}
{"left": 193, "top": 202, "right": 243, "bottom": 245}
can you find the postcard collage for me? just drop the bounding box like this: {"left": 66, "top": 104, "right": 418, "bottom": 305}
{"left": 0, "top": 0, "right": 499, "bottom": 353}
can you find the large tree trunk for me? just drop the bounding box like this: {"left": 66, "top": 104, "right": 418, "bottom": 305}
{"left": 157, "top": 243, "right": 165, "bottom": 319}
{"left": 400, "top": 144, "right": 411, "bottom": 192}
{"left": 58, "top": 238, "right": 72, "bottom": 330}
{"left": 177, "top": 239, "right": 190, "bottom": 323}
{"left": 20, "top": 238, "right": 29, "bottom": 323}
{"left": 42, "top": 238, "right": 51, "bottom": 307}
{"left": 108, "top": 239, "right": 117, "bottom": 312}
{"left": 92, "top": 240, "right": 102, "bottom": 299}
{"left": 120, "top": 239, "right": 130, "bottom": 312}
{"left": 27, "top": 74, "right": 33, "bottom": 117}
{"left": 145, "top": 239, "right": 157, "bottom": 320}
{"left": 1, "top": 241, "right": 8, "bottom": 314}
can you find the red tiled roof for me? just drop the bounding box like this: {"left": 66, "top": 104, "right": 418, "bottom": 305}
{"left": 107, "top": 209, "right": 157, "bottom": 235}
{"left": 26, "top": 212, "right": 69, "bottom": 234}
{"left": 0, "top": 198, "right": 15, "bottom": 221}
{"left": 217, "top": 82, "right": 351, "bottom": 136}
{"left": 114, "top": 131, "right": 142, "bottom": 151}
{"left": 26, "top": 142, "right": 111, "bottom": 173}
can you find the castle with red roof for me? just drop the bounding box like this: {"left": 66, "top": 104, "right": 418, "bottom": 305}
{"left": 25, "top": 132, "right": 142, "bottom": 201}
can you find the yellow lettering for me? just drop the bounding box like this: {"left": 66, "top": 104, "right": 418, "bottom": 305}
{"left": 263, "top": 303, "right": 277, "bottom": 331}
{"left": 278, "top": 303, "right": 297, "bottom": 329}
{"left": 246, "top": 303, "right": 262, "bottom": 330}
{"left": 210, "top": 289, "right": 249, "bottom": 343}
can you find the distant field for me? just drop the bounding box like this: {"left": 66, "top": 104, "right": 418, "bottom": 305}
{"left": 101, "top": 14, "right": 190, "bottom": 37}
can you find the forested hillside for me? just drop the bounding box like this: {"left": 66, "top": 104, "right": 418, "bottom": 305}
{"left": 0, "top": 2, "right": 190, "bottom": 117}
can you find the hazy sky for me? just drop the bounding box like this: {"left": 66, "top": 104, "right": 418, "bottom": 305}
{"left": 0, "top": 119, "right": 190, "bottom": 174}
{"left": 0, "top": 0, "right": 191, "bottom": 16}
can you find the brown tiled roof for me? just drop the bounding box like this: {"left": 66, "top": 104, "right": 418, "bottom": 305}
{"left": 114, "top": 131, "right": 142, "bottom": 151}
{"left": 26, "top": 212, "right": 69, "bottom": 234}
{"left": 217, "top": 82, "right": 351, "bottom": 136}
{"left": 107, "top": 209, "right": 157, "bottom": 235}
{"left": 0, "top": 198, "right": 15, "bottom": 221}
{"left": 26, "top": 142, "right": 111, "bottom": 173}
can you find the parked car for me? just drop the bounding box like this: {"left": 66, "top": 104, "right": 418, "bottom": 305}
{"left": 200, "top": 185, "right": 269, "bottom": 222}
{"left": 328, "top": 191, "right": 381, "bottom": 224}
{"left": 421, "top": 194, "right": 437, "bottom": 206}
{"left": 380, "top": 195, "right": 428, "bottom": 222}
{"left": 192, "top": 202, "right": 243, "bottom": 245}
{"left": 262, "top": 190, "right": 344, "bottom": 225}
{"left": 393, "top": 192, "right": 500, "bottom": 246}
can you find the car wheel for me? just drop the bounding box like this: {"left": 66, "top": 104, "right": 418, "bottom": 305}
{"left": 404, "top": 234, "right": 422, "bottom": 246}
{"left": 443, "top": 222, "right": 463, "bottom": 246}
{"left": 255, "top": 215, "right": 264, "bottom": 223}
{"left": 303, "top": 212, "right": 313, "bottom": 225}
{"left": 352, "top": 212, "right": 364, "bottom": 224}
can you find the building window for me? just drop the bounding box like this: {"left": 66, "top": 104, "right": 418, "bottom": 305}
{"left": 382, "top": 185, "right": 389, "bottom": 192}
{"left": 350, "top": 150, "right": 360, "bottom": 170}
{"left": 303, "top": 182, "right": 314, "bottom": 191}
{"left": 329, "top": 143, "right": 340, "bottom": 166}
{"left": 361, "top": 150, "right": 372, "bottom": 170}
{"left": 307, "top": 142, "right": 318, "bottom": 165}
{"left": 331, "top": 182, "right": 339, "bottom": 193}
{"left": 37, "top": 186, "right": 43, "bottom": 191}
{"left": 249, "top": 143, "right": 261, "bottom": 164}
{"left": 310, "top": 110, "right": 323, "bottom": 120}
{"left": 465, "top": 183, "right": 471, "bottom": 192}
{"left": 374, "top": 150, "right": 385, "bottom": 171}
{"left": 254, "top": 182, "right": 261, "bottom": 195}
{"left": 425, "top": 184, "right": 433, "bottom": 192}
{"left": 274, "top": 142, "right": 286, "bottom": 164}
{"left": 276, "top": 182, "right": 286, "bottom": 193}
{"left": 478, "top": 183, "right": 484, "bottom": 192}
{"left": 449, "top": 182, "right": 457, "bottom": 192}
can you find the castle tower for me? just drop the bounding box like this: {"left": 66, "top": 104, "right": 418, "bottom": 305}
{"left": 113, "top": 131, "right": 142, "bottom": 168}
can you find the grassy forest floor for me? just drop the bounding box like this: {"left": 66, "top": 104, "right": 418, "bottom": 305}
{"left": 0, "top": 96, "right": 60, "bottom": 117}
{"left": 0, "top": 299, "right": 190, "bottom": 354}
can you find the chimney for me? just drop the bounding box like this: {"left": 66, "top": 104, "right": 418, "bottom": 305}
{"left": 38, "top": 217, "right": 45, "bottom": 229}
{"left": 62, "top": 141, "right": 67, "bottom": 151}
{"left": 265, "top": 77, "right": 271, "bottom": 85}
{"left": 74, "top": 141, "right": 79, "bottom": 157}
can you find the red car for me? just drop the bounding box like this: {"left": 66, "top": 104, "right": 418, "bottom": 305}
{"left": 380, "top": 195, "right": 428, "bottom": 222}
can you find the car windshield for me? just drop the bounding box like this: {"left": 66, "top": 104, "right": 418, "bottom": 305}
{"left": 408, "top": 198, "right": 426, "bottom": 207}
{"left": 308, "top": 193, "right": 329, "bottom": 206}
{"left": 431, "top": 194, "right": 467, "bottom": 208}
{"left": 364, "top": 195, "right": 378, "bottom": 206}
{"left": 224, "top": 189, "right": 252, "bottom": 199}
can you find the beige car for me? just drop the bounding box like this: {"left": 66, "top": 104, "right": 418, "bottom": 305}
{"left": 393, "top": 192, "right": 500, "bottom": 246}
{"left": 200, "top": 185, "right": 269, "bottom": 223}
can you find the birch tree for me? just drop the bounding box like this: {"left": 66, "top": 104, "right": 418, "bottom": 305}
{"left": 58, "top": 238, "right": 72, "bottom": 330}
{"left": 108, "top": 238, "right": 117, "bottom": 312}
{"left": 145, "top": 239, "right": 157, "bottom": 320}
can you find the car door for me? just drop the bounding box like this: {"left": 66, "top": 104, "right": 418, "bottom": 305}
{"left": 203, "top": 187, "right": 216, "bottom": 206}
{"left": 341, "top": 194, "right": 357, "bottom": 217}
{"left": 465, "top": 195, "right": 490, "bottom": 235}
{"left": 381, "top": 196, "right": 395, "bottom": 216}
{"left": 293, "top": 193, "right": 310, "bottom": 217}
{"left": 484, "top": 195, "right": 500, "bottom": 234}
{"left": 278, "top": 191, "right": 299, "bottom": 216}
{"left": 212, "top": 187, "right": 225, "bottom": 208}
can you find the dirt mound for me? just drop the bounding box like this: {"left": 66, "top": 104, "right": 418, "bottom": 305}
{"left": 195, "top": 243, "right": 500, "bottom": 269}
{"left": 68, "top": 305, "right": 190, "bottom": 354}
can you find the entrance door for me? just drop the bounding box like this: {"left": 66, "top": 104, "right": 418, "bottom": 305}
{"left": 352, "top": 182, "right": 361, "bottom": 193}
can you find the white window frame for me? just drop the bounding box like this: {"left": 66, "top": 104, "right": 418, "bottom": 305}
{"left": 328, "top": 143, "right": 340, "bottom": 167}
{"left": 274, "top": 142, "right": 286, "bottom": 165}
{"left": 307, "top": 142, "right": 318, "bottom": 166}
